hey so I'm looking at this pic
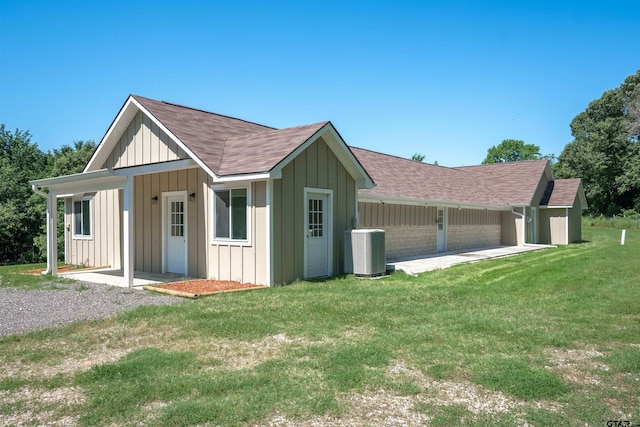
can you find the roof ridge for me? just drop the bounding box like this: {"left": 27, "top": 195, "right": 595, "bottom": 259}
{"left": 455, "top": 159, "right": 548, "bottom": 169}
{"left": 223, "top": 120, "right": 330, "bottom": 142}
{"left": 131, "top": 94, "right": 277, "bottom": 131}
{"left": 349, "top": 146, "right": 459, "bottom": 171}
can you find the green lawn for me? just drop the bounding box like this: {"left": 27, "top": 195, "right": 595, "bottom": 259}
{"left": 1, "top": 227, "right": 638, "bottom": 426}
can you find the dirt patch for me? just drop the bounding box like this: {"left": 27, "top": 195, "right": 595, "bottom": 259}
{"left": 199, "top": 333, "right": 335, "bottom": 370}
{"left": 0, "top": 386, "right": 84, "bottom": 426}
{"left": 544, "top": 347, "right": 609, "bottom": 386}
{"left": 266, "top": 390, "right": 429, "bottom": 426}
{"left": 388, "top": 362, "right": 524, "bottom": 415}
{"left": 145, "top": 279, "right": 265, "bottom": 298}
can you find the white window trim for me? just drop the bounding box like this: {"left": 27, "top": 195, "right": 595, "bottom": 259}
{"left": 72, "top": 196, "right": 93, "bottom": 240}
{"left": 210, "top": 183, "right": 252, "bottom": 247}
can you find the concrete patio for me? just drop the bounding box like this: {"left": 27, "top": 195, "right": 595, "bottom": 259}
{"left": 387, "top": 244, "right": 554, "bottom": 276}
{"left": 60, "top": 268, "right": 186, "bottom": 288}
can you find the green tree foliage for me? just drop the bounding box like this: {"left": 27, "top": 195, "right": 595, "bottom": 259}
{"left": 0, "top": 126, "right": 48, "bottom": 263}
{"left": 0, "top": 124, "right": 97, "bottom": 264}
{"left": 555, "top": 70, "right": 640, "bottom": 215}
{"left": 482, "top": 139, "right": 542, "bottom": 164}
{"left": 411, "top": 153, "right": 425, "bottom": 162}
{"left": 48, "top": 140, "right": 96, "bottom": 177}
{"left": 33, "top": 140, "right": 97, "bottom": 261}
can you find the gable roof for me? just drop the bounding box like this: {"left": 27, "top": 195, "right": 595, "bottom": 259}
{"left": 85, "top": 95, "right": 374, "bottom": 187}
{"left": 539, "top": 178, "right": 587, "bottom": 209}
{"left": 454, "top": 160, "right": 551, "bottom": 206}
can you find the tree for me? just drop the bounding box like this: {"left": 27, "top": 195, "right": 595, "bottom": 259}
{"left": 482, "top": 139, "right": 542, "bottom": 164}
{"left": 411, "top": 153, "right": 425, "bottom": 162}
{"left": 555, "top": 70, "right": 640, "bottom": 215}
{"left": 0, "top": 126, "right": 48, "bottom": 263}
{"left": 48, "top": 140, "right": 96, "bottom": 177}
{"left": 33, "top": 140, "right": 97, "bottom": 261}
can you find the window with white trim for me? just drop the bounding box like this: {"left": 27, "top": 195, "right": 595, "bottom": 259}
{"left": 73, "top": 197, "right": 92, "bottom": 238}
{"left": 213, "top": 187, "right": 250, "bottom": 242}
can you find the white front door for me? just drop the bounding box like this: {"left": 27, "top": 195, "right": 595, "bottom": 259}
{"left": 305, "top": 191, "right": 331, "bottom": 278}
{"left": 165, "top": 194, "right": 187, "bottom": 275}
{"left": 436, "top": 207, "right": 447, "bottom": 252}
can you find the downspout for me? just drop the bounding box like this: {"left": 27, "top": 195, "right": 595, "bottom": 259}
{"left": 511, "top": 206, "right": 526, "bottom": 246}
{"left": 565, "top": 208, "right": 569, "bottom": 244}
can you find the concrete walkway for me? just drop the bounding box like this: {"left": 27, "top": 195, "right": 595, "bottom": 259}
{"left": 387, "top": 245, "right": 553, "bottom": 276}
{"left": 60, "top": 268, "right": 186, "bottom": 288}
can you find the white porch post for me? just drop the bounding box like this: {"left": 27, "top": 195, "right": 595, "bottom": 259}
{"left": 123, "top": 175, "right": 134, "bottom": 289}
{"left": 45, "top": 192, "right": 58, "bottom": 275}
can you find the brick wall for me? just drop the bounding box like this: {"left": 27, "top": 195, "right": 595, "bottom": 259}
{"left": 362, "top": 225, "right": 437, "bottom": 261}
{"left": 446, "top": 224, "right": 501, "bottom": 252}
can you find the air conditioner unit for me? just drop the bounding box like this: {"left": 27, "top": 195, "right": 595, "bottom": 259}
{"left": 350, "top": 229, "right": 386, "bottom": 276}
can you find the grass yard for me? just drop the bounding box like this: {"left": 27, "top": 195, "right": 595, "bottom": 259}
{"left": 1, "top": 227, "right": 639, "bottom": 426}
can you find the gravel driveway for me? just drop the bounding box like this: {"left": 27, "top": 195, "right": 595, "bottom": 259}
{"left": 0, "top": 281, "right": 182, "bottom": 336}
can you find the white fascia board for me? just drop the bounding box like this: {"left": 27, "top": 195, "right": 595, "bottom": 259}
{"left": 540, "top": 205, "right": 573, "bottom": 209}
{"left": 32, "top": 173, "right": 126, "bottom": 195}
{"left": 31, "top": 169, "right": 115, "bottom": 187}
{"left": 358, "top": 193, "right": 509, "bottom": 210}
{"left": 211, "top": 172, "right": 272, "bottom": 183}
{"left": 50, "top": 177, "right": 127, "bottom": 195}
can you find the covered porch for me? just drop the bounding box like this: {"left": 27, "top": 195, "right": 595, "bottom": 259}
{"left": 30, "top": 159, "right": 197, "bottom": 289}
{"left": 59, "top": 267, "right": 187, "bottom": 288}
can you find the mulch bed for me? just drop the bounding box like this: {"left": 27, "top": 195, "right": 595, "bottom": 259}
{"left": 143, "top": 280, "right": 265, "bottom": 299}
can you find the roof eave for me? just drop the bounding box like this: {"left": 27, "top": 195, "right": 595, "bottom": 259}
{"left": 358, "top": 193, "right": 510, "bottom": 210}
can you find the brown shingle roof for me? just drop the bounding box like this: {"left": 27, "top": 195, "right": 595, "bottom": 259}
{"left": 351, "top": 148, "right": 562, "bottom": 207}
{"left": 351, "top": 147, "right": 509, "bottom": 206}
{"left": 218, "top": 122, "right": 329, "bottom": 176}
{"left": 133, "top": 95, "right": 275, "bottom": 175}
{"left": 454, "top": 160, "right": 550, "bottom": 206}
{"left": 539, "top": 178, "right": 581, "bottom": 207}
{"left": 131, "top": 95, "right": 579, "bottom": 209}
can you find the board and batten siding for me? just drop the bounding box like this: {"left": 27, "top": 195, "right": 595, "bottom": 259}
{"left": 64, "top": 189, "right": 121, "bottom": 268}
{"left": 102, "top": 110, "right": 188, "bottom": 169}
{"left": 359, "top": 202, "right": 437, "bottom": 261}
{"left": 133, "top": 168, "right": 209, "bottom": 278}
{"left": 539, "top": 208, "right": 563, "bottom": 244}
{"left": 568, "top": 196, "right": 582, "bottom": 243}
{"left": 272, "top": 137, "right": 356, "bottom": 284}
{"left": 447, "top": 208, "right": 502, "bottom": 251}
{"left": 208, "top": 181, "right": 268, "bottom": 285}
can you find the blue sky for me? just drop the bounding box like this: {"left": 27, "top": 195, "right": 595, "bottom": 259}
{"left": 1, "top": 0, "right": 638, "bottom": 167}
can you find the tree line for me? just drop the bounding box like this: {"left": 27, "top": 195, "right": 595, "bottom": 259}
{"left": 2, "top": 71, "right": 639, "bottom": 264}
{"left": 0, "top": 125, "right": 95, "bottom": 264}
{"left": 482, "top": 70, "right": 640, "bottom": 217}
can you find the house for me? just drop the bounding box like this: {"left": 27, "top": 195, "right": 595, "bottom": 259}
{"left": 31, "top": 95, "right": 587, "bottom": 287}
{"left": 352, "top": 149, "right": 587, "bottom": 261}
